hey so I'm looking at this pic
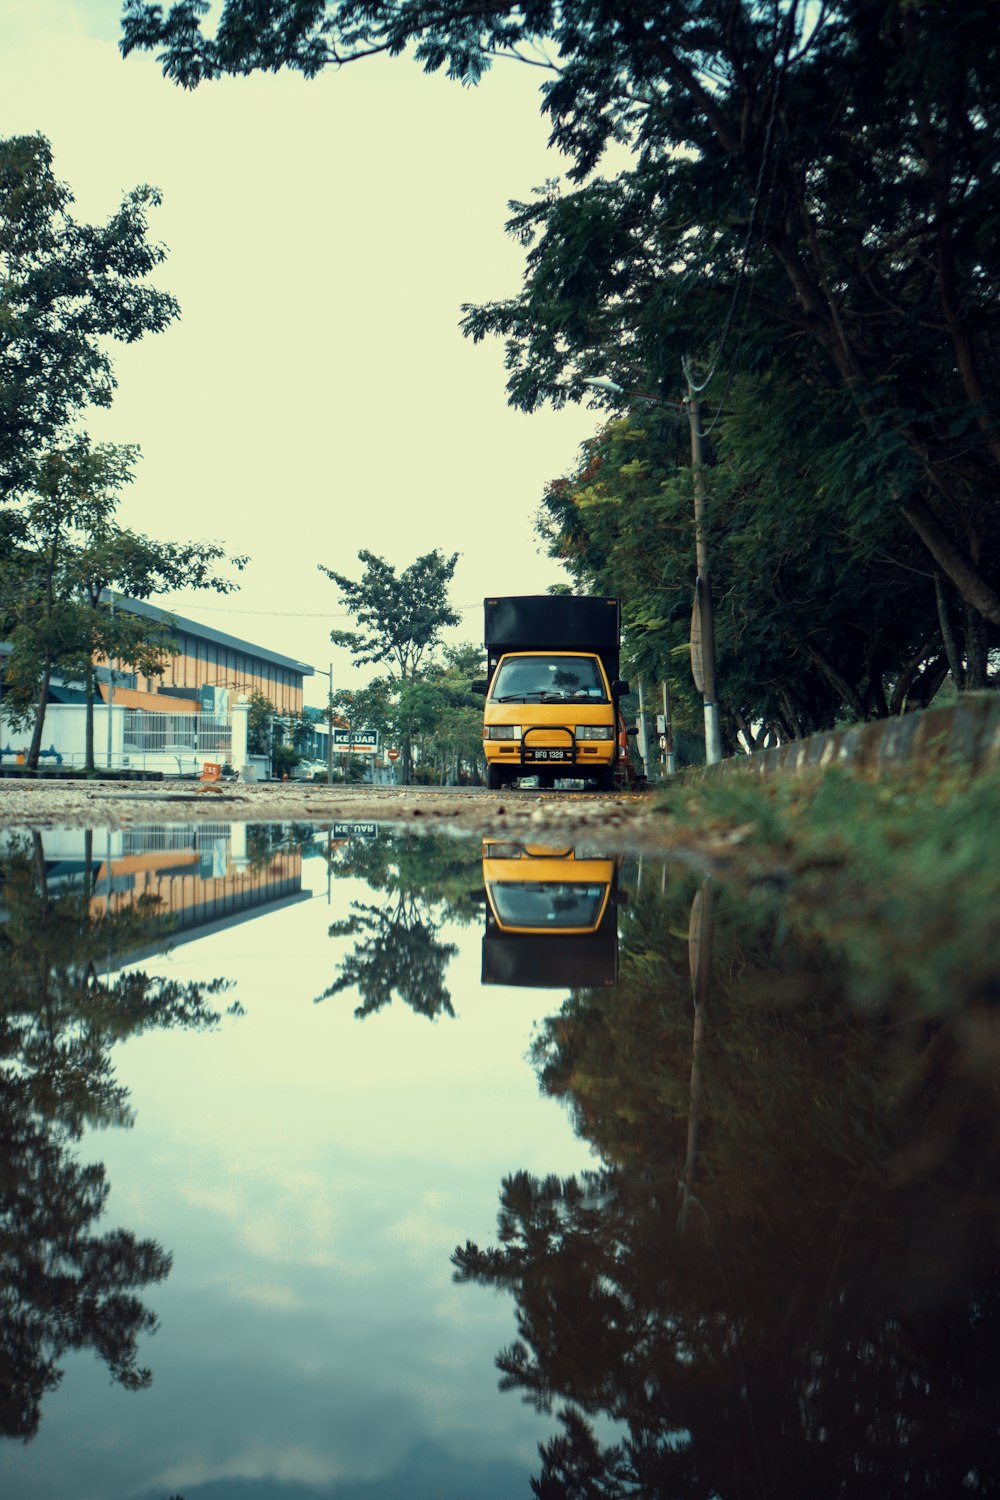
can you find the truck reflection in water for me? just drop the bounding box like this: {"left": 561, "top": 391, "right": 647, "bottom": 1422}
{"left": 481, "top": 842, "right": 621, "bottom": 988}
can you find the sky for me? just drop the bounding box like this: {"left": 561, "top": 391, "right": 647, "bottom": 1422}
{"left": 1, "top": 0, "right": 601, "bottom": 703}
{"left": 5, "top": 830, "right": 602, "bottom": 1500}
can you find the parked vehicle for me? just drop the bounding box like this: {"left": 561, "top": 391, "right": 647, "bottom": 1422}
{"left": 473, "top": 595, "right": 631, "bottom": 791}
{"left": 480, "top": 841, "right": 622, "bottom": 987}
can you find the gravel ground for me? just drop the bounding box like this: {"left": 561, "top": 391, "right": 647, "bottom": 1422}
{"left": 0, "top": 779, "right": 684, "bottom": 852}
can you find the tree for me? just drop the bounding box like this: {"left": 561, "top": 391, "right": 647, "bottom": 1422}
{"left": 539, "top": 385, "right": 949, "bottom": 750}
{"left": 319, "top": 549, "right": 459, "bottom": 783}
{"left": 316, "top": 827, "right": 485, "bottom": 1018}
{"left": 0, "top": 436, "right": 245, "bottom": 770}
{"left": 76, "top": 519, "right": 246, "bottom": 772}
{"left": 0, "top": 439, "right": 122, "bottom": 768}
{"left": 124, "top": 2, "right": 1000, "bottom": 665}
{"left": 317, "top": 895, "right": 459, "bottom": 1021}
{"left": 0, "top": 134, "right": 178, "bottom": 499}
{"left": 0, "top": 832, "right": 233, "bottom": 1438}
{"left": 417, "top": 643, "right": 488, "bottom": 784}
{"left": 453, "top": 864, "right": 1000, "bottom": 1497}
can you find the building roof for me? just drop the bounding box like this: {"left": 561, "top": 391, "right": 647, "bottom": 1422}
{"left": 110, "top": 595, "right": 315, "bottom": 677}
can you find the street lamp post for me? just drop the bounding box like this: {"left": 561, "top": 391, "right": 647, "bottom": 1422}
{"left": 583, "top": 376, "right": 722, "bottom": 766}
{"left": 314, "top": 662, "right": 335, "bottom": 784}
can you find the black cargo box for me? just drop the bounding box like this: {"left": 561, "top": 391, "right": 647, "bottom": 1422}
{"left": 484, "top": 595, "right": 621, "bottom": 683}
{"left": 481, "top": 927, "right": 619, "bottom": 988}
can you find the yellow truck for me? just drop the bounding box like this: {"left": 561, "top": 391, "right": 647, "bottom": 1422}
{"left": 473, "top": 595, "right": 631, "bottom": 791}
{"left": 480, "top": 841, "right": 621, "bottom": 988}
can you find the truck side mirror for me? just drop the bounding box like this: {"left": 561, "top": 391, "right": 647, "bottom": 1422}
{"left": 611, "top": 679, "right": 630, "bottom": 697}
{"left": 471, "top": 679, "right": 488, "bottom": 695}
{"left": 626, "top": 725, "right": 638, "bottom": 737}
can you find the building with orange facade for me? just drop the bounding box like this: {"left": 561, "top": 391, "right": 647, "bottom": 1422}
{"left": 96, "top": 596, "right": 313, "bottom": 717}
{"left": 1, "top": 597, "right": 318, "bottom": 775}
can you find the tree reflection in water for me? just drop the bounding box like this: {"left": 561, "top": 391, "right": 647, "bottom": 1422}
{"left": 316, "top": 830, "right": 482, "bottom": 1020}
{"left": 0, "top": 832, "right": 233, "bottom": 1441}
{"left": 454, "top": 865, "right": 1000, "bottom": 1497}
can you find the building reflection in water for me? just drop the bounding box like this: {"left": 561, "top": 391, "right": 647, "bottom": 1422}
{"left": 481, "top": 842, "right": 623, "bottom": 988}
{"left": 44, "top": 822, "right": 309, "bottom": 951}
{"left": 0, "top": 823, "right": 304, "bottom": 1442}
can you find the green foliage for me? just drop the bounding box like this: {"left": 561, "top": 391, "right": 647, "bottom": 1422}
{"left": 0, "top": 134, "right": 178, "bottom": 499}
{"left": 539, "top": 377, "right": 950, "bottom": 748}
{"left": 271, "top": 740, "right": 301, "bottom": 777}
{"left": 320, "top": 548, "right": 459, "bottom": 680}
{"left": 0, "top": 435, "right": 245, "bottom": 768}
{"left": 316, "top": 830, "right": 483, "bottom": 1020}
{"left": 123, "top": 0, "right": 1000, "bottom": 702}
{"left": 663, "top": 761, "right": 1000, "bottom": 1017}
{"left": 320, "top": 549, "right": 461, "bottom": 783}
{"left": 245, "top": 688, "right": 274, "bottom": 756}
{"left": 0, "top": 832, "right": 233, "bottom": 1438}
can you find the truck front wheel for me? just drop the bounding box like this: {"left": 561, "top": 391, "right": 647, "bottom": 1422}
{"left": 594, "top": 766, "right": 615, "bottom": 792}
{"left": 487, "top": 765, "right": 506, "bottom": 791}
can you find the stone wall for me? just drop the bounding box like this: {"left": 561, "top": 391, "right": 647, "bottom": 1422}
{"left": 710, "top": 694, "right": 1000, "bottom": 779}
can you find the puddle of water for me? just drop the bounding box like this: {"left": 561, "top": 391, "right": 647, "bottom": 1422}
{"left": 2, "top": 821, "right": 998, "bottom": 1499}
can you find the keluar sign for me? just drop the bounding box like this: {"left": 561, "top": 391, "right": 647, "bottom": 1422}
{"left": 330, "top": 729, "right": 379, "bottom": 752}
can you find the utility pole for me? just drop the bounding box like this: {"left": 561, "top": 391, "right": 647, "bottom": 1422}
{"left": 584, "top": 373, "right": 722, "bottom": 767}
{"left": 686, "top": 384, "right": 722, "bottom": 766}
{"left": 637, "top": 680, "right": 650, "bottom": 777}
{"left": 327, "top": 661, "right": 334, "bottom": 786}
{"left": 661, "top": 680, "right": 676, "bottom": 777}
{"left": 106, "top": 592, "right": 115, "bottom": 770}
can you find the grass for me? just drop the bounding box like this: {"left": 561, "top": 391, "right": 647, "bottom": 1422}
{"left": 656, "top": 760, "right": 1000, "bottom": 1016}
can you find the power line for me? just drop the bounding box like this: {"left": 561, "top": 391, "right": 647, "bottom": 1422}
{"left": 161, "top": 603, "right": 485, "bottom": 618}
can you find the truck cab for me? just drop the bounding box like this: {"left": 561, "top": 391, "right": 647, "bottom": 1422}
{"left": 480, "top": 841, "right": 621, "bottom": 987}
{"left": 474, "top": 596, "right": 629, "bottom": 791}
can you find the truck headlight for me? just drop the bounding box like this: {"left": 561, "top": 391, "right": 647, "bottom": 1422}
{"left": 485, "top": 725, "right": 523, "bottom": 740}
{"left": 576, "top": 726, "right": 613, "bottom": 740}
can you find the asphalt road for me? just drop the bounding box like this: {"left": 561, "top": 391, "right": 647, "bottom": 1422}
{"left": 0, "top": 778, "right": 670, "bottom": 849}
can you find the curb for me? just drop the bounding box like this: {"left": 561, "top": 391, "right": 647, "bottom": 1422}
{"left": 705, "top": 694, "right": 1000, "bottom": 779}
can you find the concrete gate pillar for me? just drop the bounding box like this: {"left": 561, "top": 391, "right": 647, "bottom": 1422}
{"left": 231, "top": 696, "right": 252, "bottom": 779}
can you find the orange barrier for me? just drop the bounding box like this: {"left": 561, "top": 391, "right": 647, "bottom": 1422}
{"left": 199, "top": 762, "right": 222, "bottom": 782}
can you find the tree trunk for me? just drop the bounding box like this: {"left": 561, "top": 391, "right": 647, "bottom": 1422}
{"left": 934, "top": 572, "right": 964, "bottom": 689}
{"left": 800, "top": 642, "right": 868, "bottom": 720}
{"left": 84, "top": 658, "right": 96, "bottom": 772}
{"left": 888, "top": 639, "right": 935, "bottom": 715}
{"left": 963, "top": 604, "right": 989, "bottom": 690}
{"left": 904, "top": 655, "right": 949, "bottom": 710}
{"left": 730, "top": 705, "right": 760, "bottom": 753}
{"left": 902, "top": 496, "right": 1000, "bottom": 628}
{"left": 26, "top": 659, "right": 53, "bottom": 770}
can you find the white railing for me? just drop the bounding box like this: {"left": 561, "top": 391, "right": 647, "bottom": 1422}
{"left": 122, "top": 711, "right": 232, "bottom": 759}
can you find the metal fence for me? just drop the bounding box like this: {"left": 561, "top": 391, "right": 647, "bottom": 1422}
{"left": 121, "top": 825, "right": 231, "bottom": 856}
{"left": 122, "top": 711, "right": 232, "bottom": 759}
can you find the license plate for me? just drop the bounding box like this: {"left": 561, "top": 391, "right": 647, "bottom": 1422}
{"left": 534, "top": 750, "right": 567, "bottom": 761}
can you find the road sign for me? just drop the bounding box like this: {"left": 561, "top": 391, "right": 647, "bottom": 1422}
{"left": 332, "top": 822, "right": 378, "bottom": 839}
{"left": 330, "top": 728, "right": 379, "bottom": 752}
{"left": 690, "top": 582, "right": 705, "bottom": 694}
{"left": 387, "top": 747, "right": 400, "bottom": 762}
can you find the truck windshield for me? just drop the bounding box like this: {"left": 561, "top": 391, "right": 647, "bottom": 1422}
{"left": 488, "top": 883, "right": 607, "bottom": 930}
{"left": 490, "top": 655, "right": 607, "bottom": 703}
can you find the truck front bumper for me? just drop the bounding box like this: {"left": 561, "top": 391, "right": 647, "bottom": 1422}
{"left": 484, "top": 727, "right": 615, "bottom": 773}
